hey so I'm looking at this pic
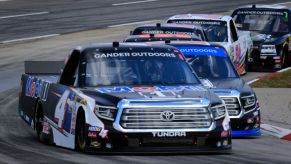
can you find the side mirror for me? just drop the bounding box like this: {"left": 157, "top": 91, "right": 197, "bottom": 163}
{"left": 129, "top": 30, "right": 133, "bottom": 35}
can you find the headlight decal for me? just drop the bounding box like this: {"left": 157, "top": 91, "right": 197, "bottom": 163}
{"left": 241, "top": 94, "right": 256, "bottom": 113}
{"left": 94, "top": 105, "right": 117, "bottom": 121}
{"left": 211, "top": 104, "right": 226, "bottom": 120}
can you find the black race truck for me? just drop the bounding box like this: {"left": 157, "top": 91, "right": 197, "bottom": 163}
{"left": 232, "top": 5, "right": 291, "bottom": 69}
{"left": 19, "top": 42, "right": 231, "bottom": 153}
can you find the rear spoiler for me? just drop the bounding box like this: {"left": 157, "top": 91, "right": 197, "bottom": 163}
{"left": 24, "top": 61, "right": 64, "bottom": 75}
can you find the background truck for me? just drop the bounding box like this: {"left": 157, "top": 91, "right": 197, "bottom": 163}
{"left": 167, "top": 14, "right": 253, "bottom": 75}
{"left": 232, "top": 5, "right": 291, "bottom": 70}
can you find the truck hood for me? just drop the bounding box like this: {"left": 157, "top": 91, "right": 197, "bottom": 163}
{"left": 205, "top": 78, "right": 254, "bottom": 96}
{"left": 80, "top": 85, "right": 221, "bottom": 106}
{"left": 250, "top": 31, "right": 288, "bottom": 45}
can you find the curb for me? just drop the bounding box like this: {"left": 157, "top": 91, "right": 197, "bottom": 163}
{"left": 261, "top": 124, "right": 291, "bottom": 141}
{"left": 247, "top": 66, "right": 291, "bottom": 85}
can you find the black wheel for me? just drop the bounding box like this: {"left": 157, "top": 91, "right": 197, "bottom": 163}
{"left": 75, "top": 110, "right": 88, "bottom": 152}
{"left": 34, "top": 102, "right": 44, "bottom": 141}
{"left": 282, "top": 49, "right": 288, "bottom": 68}
{"left": 279, "top": 49, "right": 287, "bottom": 68}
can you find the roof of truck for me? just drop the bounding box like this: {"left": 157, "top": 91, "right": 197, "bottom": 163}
{"left": 167, "top": 14, "right": 232, "bottom": 22}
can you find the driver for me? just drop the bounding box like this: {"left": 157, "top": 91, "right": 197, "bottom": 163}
{"left": 216, "top": 27, "right": 227, "bottom": 42}
{"left": 144, "top": 60, "right": 163, "bottom": 82}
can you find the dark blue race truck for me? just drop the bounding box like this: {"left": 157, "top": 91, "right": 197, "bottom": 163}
{"left": 124, "top": 36, "right": 261, "bottom": 137}
{"left": 232, "top": 5, "right": 291, "bottom": 69}
{"left": 18, "top": 42, "right": 232, "bottom": 153}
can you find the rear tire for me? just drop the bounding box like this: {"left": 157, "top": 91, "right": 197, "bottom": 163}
{"left": 34, "top": 102, "right": 45, "bottom": 142}
{"left": 75, "top": 109, "right": 88, "bottom": 152}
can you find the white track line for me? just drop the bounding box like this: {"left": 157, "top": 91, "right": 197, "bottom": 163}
{"left": 247, "top": 78, "right": 259, "bottom": 85}
{"left": 261, "top": 124, "right": 291, "bottom": 141}
{"left": 1, "top": 34, "right": 60, "bottom": 44}
{"left": 0, "top": 11, "right": 48, "bottom": 19}
{"left": 277, "top": 66, "right": 291, "bottom": 73}
{"left": 247, "top": 66, "right": 291, "bottom": 84}
{"left": 112, "top": 0, "right": 158, "bottom": 6}
{"left": 108, "top": 20, "right": 159, "bottom": 28}
{"left": 273, "top": 2, "right": 291, "bottom": 5}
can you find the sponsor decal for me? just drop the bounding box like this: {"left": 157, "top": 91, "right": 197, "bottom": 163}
{"left": 25, "top": 77, "right": 50, "bottom": 101}
{"left": 88, "top": 132, "right": 97, "bottom": 138}
{"left": 54, "top": 90, "right": 77, "bottom": 134}
{"left": 152, "top": 131, "right": 186, "bottom": 137}
{"left": 89, "top": 126, "right": 102, "bottom": 132}
{"left": 176, "top": 46, "right": 227, "bottom": 57}
{"left": 237, "top": 10, "right": 285, "bottom": 16}
{"left": 172, "top": 20, "right": 222, "bottom": 25}
{"left": 220, "top": 131, "right": 228, "bottom": 137}
{"left": 42, "top": 121, "right": 50, "bottom": 134}
{"left": 141, "top": 30, "right": 197, "bottom": 36}
{"left": 222, "top": 113, "right": 230, "bottom": 131}
{"left": 99, "top": 130, "right": 108, "bottom": 138}
{"left": 94, "top": 52, "right": 176, "bottom": 59}
{"left": 90, "top": 141, "right": 101, "bottom": 148}
{"left": 96, "top": 85, "right": 207, "bottom": 93}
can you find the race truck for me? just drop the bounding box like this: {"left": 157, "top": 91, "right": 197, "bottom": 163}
{"left": 18, "top": 42, "right": 232, "bottom": 153}
{"left": 232, "top": 5, "right": 291, "bottom": 70}
{"left": 123, "top": 37, "right": 260, "bottom": 137}
{"left": 167, "top": 14, "right": 253, "bottom": 75}
{"left": 124, "top": 33, "right": 200, "bottom": 42}
{"left": 130, "top": 23, "right": 207, "bottom": 41}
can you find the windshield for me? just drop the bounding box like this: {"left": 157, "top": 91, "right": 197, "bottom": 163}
{"left": 83, "top": 48, "right": 199, "bottom": 86}
{"left": 167, "top": 19, "right": 228, "bottom": 42}
{"left": 132, "top": 26, "right": 205, "bottom": 41}
{"left": 174, "top": 46, "right": 238, "bottom": 79}
{"left": 187, "top": 55, "right": 238, "bottom": 79}
{"left": 233, "top": 10, "right": 289, "bottom": 33}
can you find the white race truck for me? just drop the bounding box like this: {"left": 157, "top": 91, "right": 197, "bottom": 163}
{"left": 167, "top": 14, "right": 253, "bottom": 75}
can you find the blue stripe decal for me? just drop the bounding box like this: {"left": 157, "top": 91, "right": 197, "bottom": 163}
{"left": 232, "top": 128, "right": 261, "bottom": 137}
{"left": 175, "top": 46, "right": 228, "bottom": 57}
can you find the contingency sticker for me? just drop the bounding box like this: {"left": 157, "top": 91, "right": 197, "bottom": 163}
{"left": 96, "top": 86, "right": 207, "bottom": 93}
{"left": 176, "top": 46, "right": 228, "bottom": 57}
{"left": 94, "top": 52, "right": 176, "bottom": 59}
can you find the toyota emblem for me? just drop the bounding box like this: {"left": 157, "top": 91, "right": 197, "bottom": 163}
{"left": 160, "top": 111, "right": 175, "bottom": 121}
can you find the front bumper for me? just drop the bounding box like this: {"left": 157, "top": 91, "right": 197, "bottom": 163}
{"left": 230, "top": 109, "right": 261, "bottom": 137}
{"left": 249, "top": 48, "right": 281, "bottom": 69}
{"left": 87, "top": 119, "right": 232, "bottom": 152}
{"left": 232, "top": 128, "right": 260, "bottom": 137}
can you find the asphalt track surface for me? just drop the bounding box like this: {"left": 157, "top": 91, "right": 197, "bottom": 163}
{"left": 0, "top": 0, "right": 291, "bottom": 163}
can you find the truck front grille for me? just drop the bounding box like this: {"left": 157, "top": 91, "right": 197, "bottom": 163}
{"left": 221, "top": 97, "right": 241, "bottom": 116}
{"left": 120, "top": 108, "right": 212, "bottom": 129}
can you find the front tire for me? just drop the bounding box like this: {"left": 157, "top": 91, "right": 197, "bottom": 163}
{"left": 279, "top": 48, "right": 287, "bottom": 69}
{"left": 75, "top": 109, "right": 88, "bottom": 152}
{"left": 282, "top": 49, "right": 288, "bottom": 68}
{"left": 244, "top": 51, "right": 249, "bottom": 74}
